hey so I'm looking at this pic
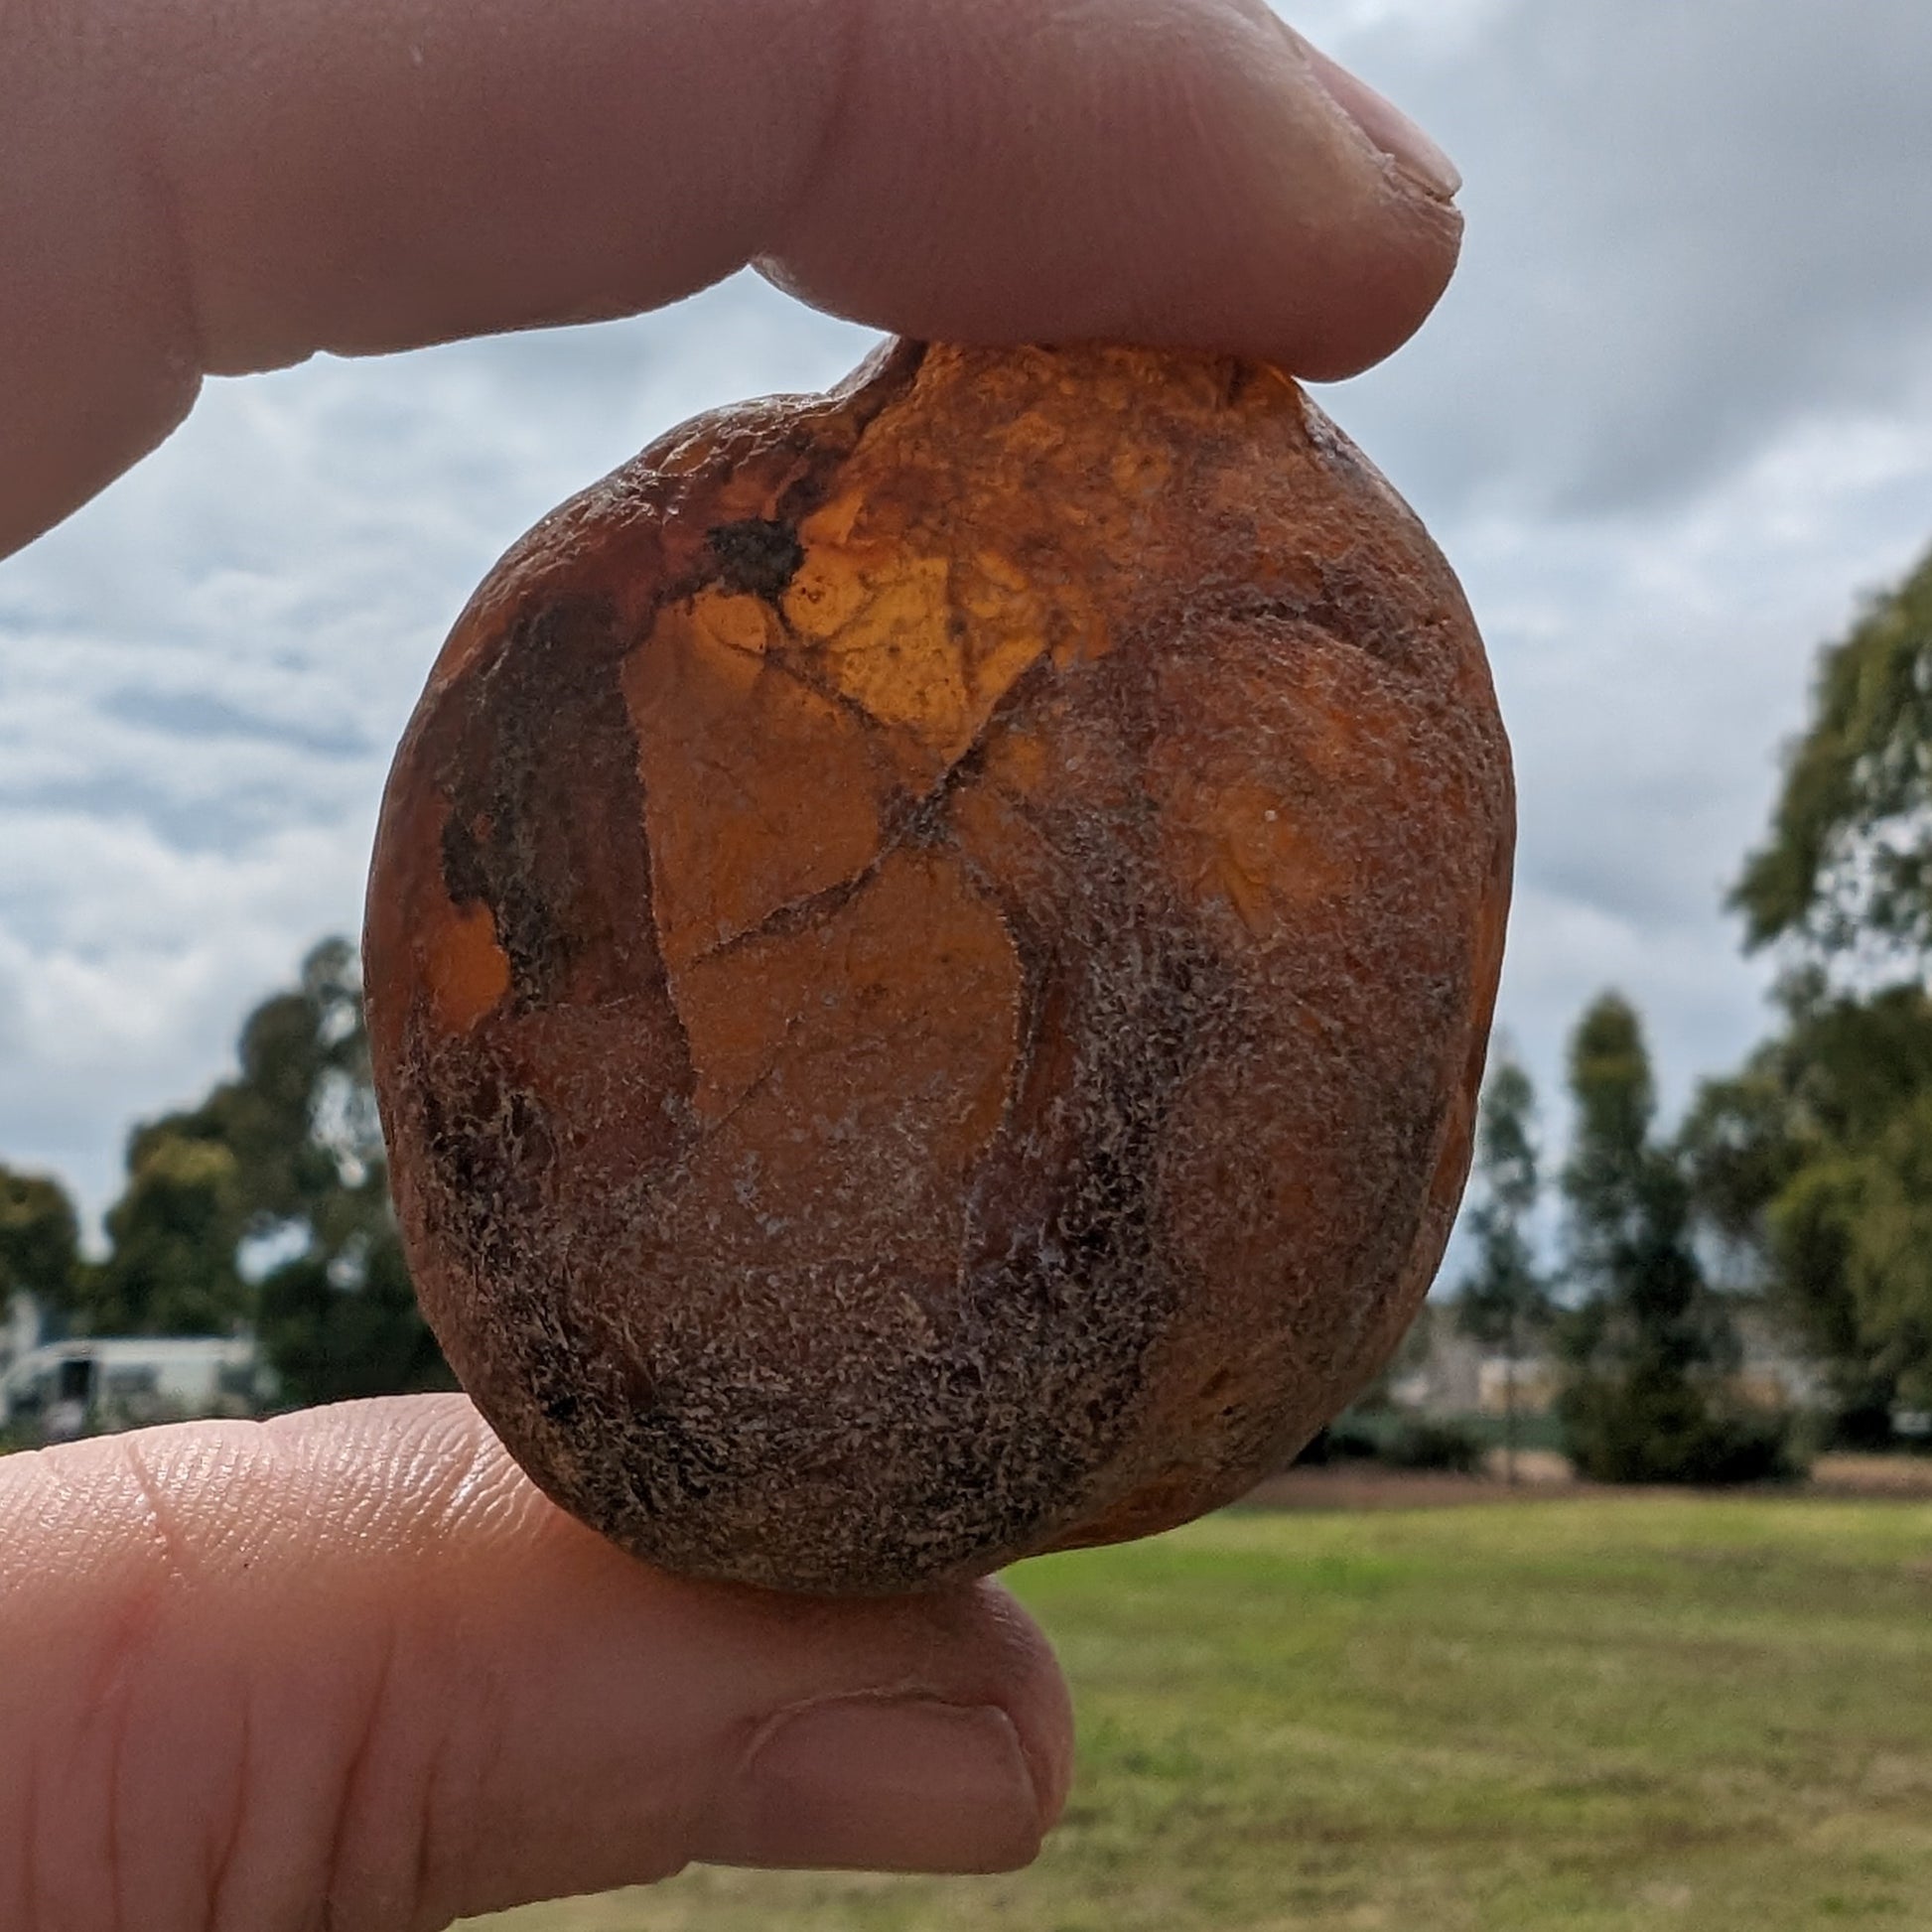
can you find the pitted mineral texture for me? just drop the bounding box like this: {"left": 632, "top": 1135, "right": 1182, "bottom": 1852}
{"left": 363, "top": 341, "right": 1515, "bottom": 1593}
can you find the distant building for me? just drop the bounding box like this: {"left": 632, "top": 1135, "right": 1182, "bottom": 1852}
{"left": 1475, "top": 1354, "right": 1566, "bottom": 1419}
{"left": 1388, "top": 1318, "right": 1486, "bottom": 1415}
{"left": 1389, "top": 1298, "right": 1824, "bottom": 1422}
{"left": 1390, "top": 1327, "right": 1564, "bottom": 1420}
{"left": 1730, "top": 1305, "right": 1826, "bottom": 1412}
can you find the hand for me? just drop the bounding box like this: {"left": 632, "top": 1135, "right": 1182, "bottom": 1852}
{"left": 0, "top": 1399, "right": 1073, "bottom": 1924}
{"left": 0, "top": 1, "right": 1460, "bottom": 1925}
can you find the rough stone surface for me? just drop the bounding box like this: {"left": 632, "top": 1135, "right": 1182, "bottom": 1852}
{"left": 363, "top": 342, "right": 1516, "bottom": 1593}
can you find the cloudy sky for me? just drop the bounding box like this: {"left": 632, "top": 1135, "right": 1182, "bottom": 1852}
{"left": 5, "top": 0, "right": 1932, "bottom": 1230}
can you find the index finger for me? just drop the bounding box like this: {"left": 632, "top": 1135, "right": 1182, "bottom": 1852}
{"left": 1, "top": 0, "right": 1460, "bottom": 555}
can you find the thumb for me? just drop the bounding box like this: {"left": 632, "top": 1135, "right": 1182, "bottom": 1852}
{"left": 0, "top": 1395, "right": 1072, "bottom": 1931}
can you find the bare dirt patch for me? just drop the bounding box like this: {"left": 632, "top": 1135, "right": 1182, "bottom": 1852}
{"left": 1238, "top": 1463, "right": 1570, "bottom": 1511}
{"left": 1241, "top": 1449, "right": 1932, "bottom": 1511}
{"left": 1810, "top": 1452, "right": 1932, "bottom": 1497}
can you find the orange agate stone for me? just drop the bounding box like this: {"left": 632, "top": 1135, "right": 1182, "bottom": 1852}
{"left": 364, "top": 343, "right": 1514, "bottom": 1592}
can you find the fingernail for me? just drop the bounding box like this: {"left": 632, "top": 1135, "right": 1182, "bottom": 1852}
{"left": 704, "top": 1698, "right": 1047, "bottom": 1874}
{"left": 1297, "top": 39, "right": 1461, "bottom": 203}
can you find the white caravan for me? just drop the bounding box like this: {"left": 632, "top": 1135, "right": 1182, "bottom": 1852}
{"left": 0, "top": 1334, "right": 272, "bottom": 1440}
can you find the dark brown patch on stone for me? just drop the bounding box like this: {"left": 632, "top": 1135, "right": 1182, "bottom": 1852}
{"left": 431, "top": 595, "right": 665, "bottom": 1010}
{"left": 706, "top": 518, "right": 805, "bottom": 599}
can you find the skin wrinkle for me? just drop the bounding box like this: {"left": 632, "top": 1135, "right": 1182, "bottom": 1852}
{"left": 430, "top": 1479, "right": 588, "bottom": 1924}
{"left": 321, "top": 1473, "right": 524, "bottom": 1927}
{"left": 205, "top": 1681, "right": 253, "bottom": 1932}
{"left": 63, "top": 1599, "right": 140, "bottom": 1932}
{"left": 8, "top": 1422, "right": 384, "bottom": 1931}
{"left": 44, "top": 1442, "right": 197, "bottom": 1932}
{"left": 318, "top": 1598, "right": 408, "bottom": 1932}
{"left": 18, "top": 1731, "right": 42, "bottom": 1932}
{"left": 110, "top": 1433, "right": 197, "bottom": 1591}
{"left": 106, "top": 1620, "right": 141, "bottom": 1932}
{"left": 0, "top": 1458, "right": 71, "bottom": 1929}
{"left": 405, "top": 1678, "right": 454, "bottom": 1932}
{"left": 420, "top": 1643, "right": 511, "bottom": 1931}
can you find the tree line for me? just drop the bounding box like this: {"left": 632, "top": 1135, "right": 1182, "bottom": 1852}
{"left": 1459, "top": 542, "right": 1932, "bottom": 1477}
{"left": 0, "top": 939, "right": 452, "bottom": 1409}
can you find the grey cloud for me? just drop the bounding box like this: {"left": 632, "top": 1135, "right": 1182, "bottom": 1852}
{"left": 1321, "top": 0, "right": 1932, "bottom": 518}
{"left": 99, "top": 688, "right": 372, "bottom": 760}
{"left": 0, "top": 781, "right": 341, "bottom": 863}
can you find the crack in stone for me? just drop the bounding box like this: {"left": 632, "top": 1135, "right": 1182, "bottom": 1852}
{"left": 674, "top": 648, "right": 1059, "bottom": 976}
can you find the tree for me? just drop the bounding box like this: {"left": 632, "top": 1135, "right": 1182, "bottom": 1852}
{"left": 1454, "top": 1050, "right": 1553, "bottom": 1482}
{"left": 1557, "top": 993, "right": 1793, "bottom": 1484}
{"left": 1682, "top": 975, "right": 1932, "bottom": 1438}
{"left": 0, "top": 1167, "right": 82, "bottom": 1315}
{"left": 1733, "top": 542, "right": 1932, "bottom": 965}
{"left": 87, "top": 1132, "right": 248, "bottom": 1334}
{"left": 256, "top": 1225, "right": 450, "bottom": 1406}
{"left": 89, "top": 939, "right": 454, "bottom": 1401}
{"left": 217, "top": 939, "right": 454, "bottom": 1404}
{"left": 1711, "top": 543, "right": 1932, "bottom": 1438}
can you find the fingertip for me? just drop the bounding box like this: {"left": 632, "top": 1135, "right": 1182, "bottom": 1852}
{"left": 702, "top": 1694, "right": 1048, "bottom": 1873}
{"left": 689, "top": 1577, "right": 1072, "bottom": 1875}
{"left": 1290, "top": 29, "right": 1461, "bottom": 205}
{"left": 761, "top": 0, "right": 1465, "bottom": 381}
{"left": 1283, "top": 191, "right": 1465, "bottom": 383}
{"left": 969, "top": 1576, "right": 1077, "bottom": 1833}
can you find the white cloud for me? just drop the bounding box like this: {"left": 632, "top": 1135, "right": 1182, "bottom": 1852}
{"left": 0, "top": 815, "right": 368, "bottom": 1213}
{"left": 1450, "top": 378, "right": 1932, "bottom": 1129}
{"left": 1320, "top": 0, "right": 1932, "bottom": 517}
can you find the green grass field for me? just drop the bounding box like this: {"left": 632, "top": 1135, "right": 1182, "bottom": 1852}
{"left": 465, "top": 1494, "right": 1932, "bottom": 1931}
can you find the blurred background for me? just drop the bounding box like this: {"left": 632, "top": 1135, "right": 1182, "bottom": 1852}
{"left": 4, "top": 0, "right": 1931, "bottom": 1926}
